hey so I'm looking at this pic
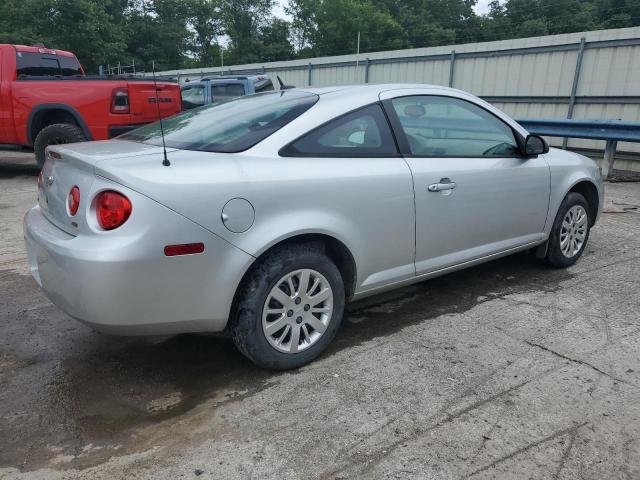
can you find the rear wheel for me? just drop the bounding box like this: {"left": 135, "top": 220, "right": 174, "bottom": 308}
{"left": 230, "top": 244, "right": 345, "bottom": 370}
{"left": 34, "top": 124, "right": 86, "bottom": 168}
{"left": 545, "top": 192, "right": 591, "bottom": 268}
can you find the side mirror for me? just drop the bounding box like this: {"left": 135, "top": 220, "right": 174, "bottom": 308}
{"left": 523, "top": 134, "right": 549, "bottom": 156}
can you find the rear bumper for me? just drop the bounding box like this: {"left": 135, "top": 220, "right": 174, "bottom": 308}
{"left": 24, "top": 204, "right": 254, "bottom": 335}
{"left": 108, "top": 124, "right": 147, "bottom": 138}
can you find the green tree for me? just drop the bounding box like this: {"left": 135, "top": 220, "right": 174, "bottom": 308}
{"left": 258, "top": 18, "right": 295, "bottom": 62}
{"left": 285, "top": 0, "right": 318, "bottom": 51}
{"left": 0, "top": 0, "right": 128, "bottom": 72}
{"left": 221, "top": 0, "right": 274, "bottom": 64}
{"left": 186, "top": 0, "right": 224, "bottom": 67}
{"left": 287, "top": 0, "right": 406, "bottom": 57}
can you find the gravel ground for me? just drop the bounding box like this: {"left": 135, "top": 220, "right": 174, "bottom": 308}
{"left": 1, "top": 152, "right": 639, "bottom": 480}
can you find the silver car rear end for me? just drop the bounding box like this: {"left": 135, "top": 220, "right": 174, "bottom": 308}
{"left": 25, "top": 149, "right": 254, "bottom": 335}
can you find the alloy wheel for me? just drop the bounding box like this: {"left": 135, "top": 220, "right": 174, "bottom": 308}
{"left": 262, "top": 269, "right": 333, "bottom": 354}
{"left": 560, "top": 205, "right": 588, "bottom": 258}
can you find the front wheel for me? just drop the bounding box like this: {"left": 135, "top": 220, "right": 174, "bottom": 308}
{"left": 230, "top": 244, "right": 345, "bottom": 370}
{"left": 545, "top": 192, "right": 591, "bottom": 268}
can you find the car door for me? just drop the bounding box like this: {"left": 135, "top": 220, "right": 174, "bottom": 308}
{"left": 380, "top": 89, "right": 550, "bottom": 275}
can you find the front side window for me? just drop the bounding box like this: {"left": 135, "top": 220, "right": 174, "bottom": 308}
{"left": 121, "top": 91, "right": 318, "bottom": 153}
{"left": 282, "top": 104, "right": 398, "bottom": 157}
{"left": 181, "top": 85, "right": 205, "bottom": 109}
{"left": 211, "top": 83, "right": 245, "bottom": 101}
{"left": 391, "top": 96, "right": 518, "bottom": 157}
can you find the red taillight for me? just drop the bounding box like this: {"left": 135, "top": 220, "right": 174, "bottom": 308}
{"left": 164, "top": 243, "right": 205, "bottom": 257}
{"left": 68, "top": 185, "right": 80, "bottom": 216}
{"left": 111, "top": 87, "right": 130, "bottom": 114}
{"left": 96, "top": 191, "right": 132, "bottom": 230}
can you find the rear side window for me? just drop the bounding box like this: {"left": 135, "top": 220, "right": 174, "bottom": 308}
{"left": 281, "top": 104, "right": 398, "bottom": 157}
{"left": 121, "top": 91, "right": 319, "bottom": 153}
{"left": 211, "top": 83, "right": 245, "bottom": 101}
{"left": 16, "top": 52, "right": 82, "bottom": 77}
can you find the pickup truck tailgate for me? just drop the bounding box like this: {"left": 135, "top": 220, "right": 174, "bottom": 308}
{"left": 128, "top": 82, "right": 182, "bottom": 123}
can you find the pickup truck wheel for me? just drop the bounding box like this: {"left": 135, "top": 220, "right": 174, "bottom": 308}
{"left": 230, "top": 243, "right": 345, "bottom": 370}
{"left": 34, "top": 124, "right": 86, "bottom": 168}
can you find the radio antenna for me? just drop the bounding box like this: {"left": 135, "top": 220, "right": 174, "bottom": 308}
{"left": 152, "top": 60, "right": 170, "bottom": 167}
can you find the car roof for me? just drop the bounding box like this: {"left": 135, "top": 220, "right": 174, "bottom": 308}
{"left": 9, "top": 44, "right": 76, "bottom": 57}
{"left": 295, "top": 83, "right": 454, "bottom": 95}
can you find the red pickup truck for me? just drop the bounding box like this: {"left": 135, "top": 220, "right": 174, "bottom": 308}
{"left": 0, "top": 44, "right": 182, "bottom": 167}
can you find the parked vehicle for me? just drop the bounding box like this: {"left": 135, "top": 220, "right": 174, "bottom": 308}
{"left": 180, "top": 75, "right": 274, "bottom": 109}
{"left": 24, "top": 84, "right": 603, "bottom": 370}
{"left": 0, "top": 44, "right": 182, "bottom": 167}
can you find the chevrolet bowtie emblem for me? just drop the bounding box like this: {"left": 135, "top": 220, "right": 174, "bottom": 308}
{"left": 46, "top": 176, "right": 54, "bottom": 187}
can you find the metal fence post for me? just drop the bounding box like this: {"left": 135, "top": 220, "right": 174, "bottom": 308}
{"left": 364, "top": 58, "right": 370, "bottom": 84}
{"left": 602, "top": 139, "right": 617, "bottom": 180}
{"left": 449, "top": 50, "right": 456, "bottom": 88}
{"left": 308, "top": 63, "right": 313, "bottom": 86}
{"left": 563, "top": 37, "right": 586, "bottom": 149}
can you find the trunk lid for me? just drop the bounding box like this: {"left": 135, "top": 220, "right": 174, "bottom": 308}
{"left": 37, "top": 140, "right": 178, "bottom": 235}
{"left": 127, "top": 81, "right": 182, "bottom": 123}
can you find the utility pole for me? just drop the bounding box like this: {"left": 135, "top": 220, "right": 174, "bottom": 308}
{"left": 221, "top": 48, "right": 224, "bottom": 68}
{"left": 355, "top": 32, "right": 361, "bottom": 82}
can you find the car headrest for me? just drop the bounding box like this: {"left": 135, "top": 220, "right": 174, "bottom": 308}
{"left": 404, "top": 104, "right": 426, "bottom": 118}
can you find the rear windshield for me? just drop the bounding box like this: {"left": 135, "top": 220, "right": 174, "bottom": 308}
{"left": 16, "top": 52, "right": 83, "bottom": 77}
{"left": 121, "top": 91, "right": 319, "bottom": 153}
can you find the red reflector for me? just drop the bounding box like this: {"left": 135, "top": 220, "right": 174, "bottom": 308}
{"left": 68, "top": 185, "right": 80, "bottom": 216}
{"left": 96, "top": 191, "right": 132, "bottom": 230}
{"left": 164, "top": 243, "right": 205, "bottom": 256}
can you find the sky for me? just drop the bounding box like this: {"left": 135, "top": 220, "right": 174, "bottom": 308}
{"left": 273, "top": 0, "right": 495, "bottom": 19}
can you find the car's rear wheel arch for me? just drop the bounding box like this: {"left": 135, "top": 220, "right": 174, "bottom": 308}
{"left": 568, "top": 180, "right": 599, "bottom": 226}
{"left": 230, "top": 233, "right": 357, "bottom": 320}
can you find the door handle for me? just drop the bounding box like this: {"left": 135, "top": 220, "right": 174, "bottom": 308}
{"left": 428, "top": 179, "right": 456, "bottom": 192}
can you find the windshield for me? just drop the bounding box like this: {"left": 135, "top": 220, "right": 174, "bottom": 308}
{"left": 121, "top": 91, "right": 318, "bottom": 153}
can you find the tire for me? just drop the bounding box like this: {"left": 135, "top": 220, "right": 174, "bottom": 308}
{"left": 230, "top": 243, "right": 346, "bottom": 370}
{"left": 34, "top": 123, "right": 86, "bottom": 168}
{"left": 545, "top": 192, "right": 591, "bottom": 268}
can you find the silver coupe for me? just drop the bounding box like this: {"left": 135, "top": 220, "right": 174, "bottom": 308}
{"left": 24, "top": 84, "right": 604, "bottom": 369}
